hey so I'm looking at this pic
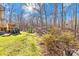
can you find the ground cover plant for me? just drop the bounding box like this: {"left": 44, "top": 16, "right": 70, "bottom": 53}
{"left": 0, "top": 32, "right": 42, "bottom": 56}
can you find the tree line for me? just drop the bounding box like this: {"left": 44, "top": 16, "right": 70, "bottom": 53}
{"left": 1, "top": 3, "right": 79, "bottom": 36}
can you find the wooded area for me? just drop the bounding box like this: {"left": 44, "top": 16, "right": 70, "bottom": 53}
{"left": 0, "top": 3, "right": 79, "bottom": 56}
{"left": 0, "top": 3, "right": 79, "bottom": 36}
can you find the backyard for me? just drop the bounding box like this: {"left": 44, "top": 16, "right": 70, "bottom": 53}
{"left": 0, "top": 3, "right": 79, "bottom": 56}
{"left": 0, "top": 32, "right": 42, "bottom": 56}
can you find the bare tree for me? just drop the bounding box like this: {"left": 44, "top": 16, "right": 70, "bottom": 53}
{"left": 74, "top": 3, "right": 77, "bottom": 37}
{"left": 44, "top": 4, "right": 48, "bottom": 30}
{"left": 61, "top": 3, "right": 64, "bottom": 29}
{"left": 8, "top": 4, "right": 15, "bottom": 23}
{"left": 53, "top": 3, "right": 58, "bottom": 27}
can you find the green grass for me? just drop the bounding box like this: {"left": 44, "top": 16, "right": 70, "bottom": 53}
{"left": 0, "top": 32, "right": 42, "bottom": 56}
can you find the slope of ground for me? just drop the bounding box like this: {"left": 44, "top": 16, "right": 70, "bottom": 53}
{"left": 0, "top": 32, "right": 42, "bottom": 56}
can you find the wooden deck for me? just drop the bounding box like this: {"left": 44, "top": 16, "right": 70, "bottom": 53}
{"left": 0, "top": 23, "right": 16, "bottom": 32}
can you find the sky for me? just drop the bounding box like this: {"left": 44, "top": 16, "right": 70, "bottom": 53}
{"left": 3, "top": 3, "right": 79, "bottom": 21}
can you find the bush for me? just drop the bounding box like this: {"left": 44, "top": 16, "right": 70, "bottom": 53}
{"left": 42, "top": 34, "right": 64, "bottom": 56}
{"left": 58, "top": 31, "right": 75, "bottom": 43}
{"left": 11, "top": 28, "right": 20, "bottom": 34}
{"left": 42, "top": 31, "right": 79, "bottom": 56}
{"left": 27, "top": 27, "right": 33, "bottom": 33}
{"left": 48, "top": 27, "right": 61, "bottom": 35}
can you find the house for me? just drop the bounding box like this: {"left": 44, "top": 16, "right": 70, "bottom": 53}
{"left": 0, "top": 4, "right": 4, "bottom": 31}
{"left": 0, "top": 4, "right": 16, "bottom": 32}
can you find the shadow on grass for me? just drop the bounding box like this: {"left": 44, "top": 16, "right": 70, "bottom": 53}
{"left": 0, "top": 33, "right": 21, "bottom": 37}
{"left": 11, "top": 33, "right": 21, "bottom": 36}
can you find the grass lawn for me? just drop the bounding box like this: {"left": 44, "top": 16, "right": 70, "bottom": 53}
{"left": 0, "top": 32, "right": 42, "bottom": 56}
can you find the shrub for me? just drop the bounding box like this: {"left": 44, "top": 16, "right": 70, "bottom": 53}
{"left": 42, "top": 31, "right": 79, "bottom": 56}
{"left": 48, "top": 27, "right": 61, "bottom": 35}
{"left": 11, "top": 28, "right": 20, "bottom": 34}
{"left": 27, "top": 27, "right": 34, "bottom": 33}
{"left": 42, "top": 34, "right": 64, "bottom": 56}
